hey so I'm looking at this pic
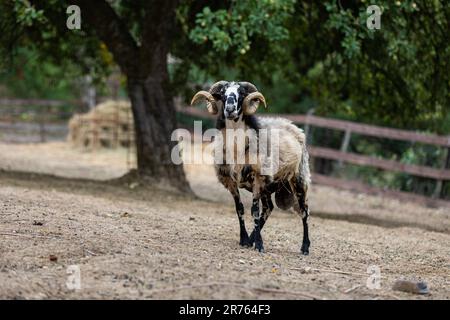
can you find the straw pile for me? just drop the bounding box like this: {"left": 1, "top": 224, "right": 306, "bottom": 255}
{"left": 68, "top": 100, "right": 134, "bottom": 150}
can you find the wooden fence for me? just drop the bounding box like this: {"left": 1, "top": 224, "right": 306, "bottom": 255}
{"left": 0, "top": 99, "right": 77, "bottom": 143}
{"left": 178, "top": 106, "right": 450, "bottom": 207}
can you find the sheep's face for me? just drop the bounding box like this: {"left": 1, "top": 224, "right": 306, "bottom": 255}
{"left": 191, "top": 81, "right": 266, "bottom": 117}
{"left": 219, "top": 82, "right": 245, "bottom": 121}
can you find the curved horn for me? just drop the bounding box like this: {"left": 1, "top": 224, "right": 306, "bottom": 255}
{"left": 238, "top": 81, "right": 258, "bottom": 93}
{"left": 191, "top": 81, "right": 229, "bottom": 115}
{"left": 191, "top": 90, "right": 218, "bottom": 114}
{"left": 243, "top": 92, "right": 267, "bottom": 115}
{"left": 209, "top": 80, "right": 228, "bottom": 95}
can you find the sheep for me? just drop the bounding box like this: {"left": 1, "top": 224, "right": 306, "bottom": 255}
{"left": 191, "top": 81, "right": 311, "bottom": 255}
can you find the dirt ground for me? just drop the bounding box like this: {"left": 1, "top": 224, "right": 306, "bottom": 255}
{"left": 0, "top": 142, "right": 449, "bottom": 299}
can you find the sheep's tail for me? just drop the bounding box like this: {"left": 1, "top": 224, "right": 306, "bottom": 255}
{"left": 274, "top": 135, "right": 311, "bottom": 211}
{"left": 299, "top": 141, "right": 311, "bottom": 187}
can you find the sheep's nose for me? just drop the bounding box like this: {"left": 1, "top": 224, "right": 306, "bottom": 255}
{"left": 226, "top": 96, "right": 235, "bottom": 105}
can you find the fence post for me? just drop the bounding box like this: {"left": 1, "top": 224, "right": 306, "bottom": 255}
{"left": 433, "top": 146, "right": 450, "bottom": 199}
{"left": 338, "top": 129, "right": 352, "bottom": 167}
{"left": 38, "top": 106, "right": 48, "bottom": 143}
{"left": 112, "top": 106, "right": 119, "bottom": 148}
{"left": 92, "top": 117, "right": 99, "bottom": 151}
{"left": 304, "top": 108, "right": 315, "bottom": 145}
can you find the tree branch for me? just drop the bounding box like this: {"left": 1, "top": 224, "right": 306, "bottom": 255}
{"left": 140, "top": 0, "right": 179, "bottom": 75}
{"left": 70, "top": 0, "right": 139, "bottom": 75}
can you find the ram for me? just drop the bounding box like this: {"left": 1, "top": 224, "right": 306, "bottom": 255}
{"left": 191, "top": 81, "right": 311, "bottom": 255}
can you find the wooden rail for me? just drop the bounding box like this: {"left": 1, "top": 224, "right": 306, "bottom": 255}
{"left": 279, "top": 114, "right": 450, "bottom": 147}
{"left": 309, "top": 146, "right": 450, "bottom": 180}
{"left": 0, "top": 98, "right": 81, "bottom": 107}
{"left": 278, "top": 113, "right": 450, "bottom": 198}
{"left": 313, "top": 173, "right": 450, "bottom": 208}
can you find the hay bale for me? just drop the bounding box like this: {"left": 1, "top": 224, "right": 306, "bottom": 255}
{"left": 67, "top": 100, "right": 134, "bottom": 150}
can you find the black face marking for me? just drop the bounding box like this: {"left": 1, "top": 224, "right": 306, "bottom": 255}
{"left": 222, "top": 83, "right": 243, "bottom": 120}
{"left": 226, "top": 93, "right": 236, "bottom": 105}
{"left": 213, "top": 81, "right": 256, "bottom": 121}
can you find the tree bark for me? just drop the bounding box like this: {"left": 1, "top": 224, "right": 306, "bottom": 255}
{"left": 127, "top": 75, "right": 190, "bottom": 192}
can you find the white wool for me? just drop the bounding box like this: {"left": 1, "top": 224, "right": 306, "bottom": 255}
{"left": 257, "top": 116, "right": 310, "bottom": 185}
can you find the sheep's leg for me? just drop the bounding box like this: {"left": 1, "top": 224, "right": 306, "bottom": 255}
{"left": 219, "top": 171, "right": 250, "bottom": 247}
{"left": 293, "top": 177, "right": 310, "bottom": 255}
{"left": 251, "top": 179, "right": 265, "bottom": 252}
{"left": 251, "top": 197, "right": 264, "bottom": 252}
{"left": 248, "top": 194, "right": 273, "bottom": 245}
{"left": 231, "top": 190, "right": 251, "bottom": 247}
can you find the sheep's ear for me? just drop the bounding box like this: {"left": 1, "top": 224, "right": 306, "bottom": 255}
{"left": 212, "top": 93, "right": 222, "bottom": 100}
{"left": 209, "top": 80, "right": 228, "bottom": 97}
{"left": 238, "top": 82, "right": 258, "bottom": 94}
{"left": 237, "top": 86, "right": 247, "bottom": 95}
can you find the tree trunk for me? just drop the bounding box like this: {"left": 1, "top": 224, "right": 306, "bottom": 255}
{"left": 124, "top": 0, "right": 190, "bottom": 193}
{"left": 62, "top": 0, "right": 191, "bottom": 192}
{"left": 127, "top": 74, "right": 191, "bottom": 193}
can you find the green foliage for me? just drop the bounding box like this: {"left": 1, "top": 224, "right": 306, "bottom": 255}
{"left": 189, "top": 0, "right": 294, "bottom": 54}
{"left": 3, "top": 0, "right": 448, "bottom": 131}
{"left": 0, "top": 47, "right": 82, "bottom": 100}
{"left": 13, "top": 0, "right": 46, "bottom": 27}
{"left": 176, "top": 0, "right": 449, "bottom": 134}
{"left": 318, "top": 0, "right": 450, "bottom": 133}
{"left": 0, "top": 0, "right": 113, "bottom": 81}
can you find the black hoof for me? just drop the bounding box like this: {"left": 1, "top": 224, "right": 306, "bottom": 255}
{"left": 301, "top": 242, "right": 310, "bottom": 255}
{"left": 255, "top": 241, "right": 264, "bottom": 253}
{"left": 240, "top": 240, "right": 252, "bottom": 247}
{"left": 239, "top": 234, "right": 251, "bottom": 247}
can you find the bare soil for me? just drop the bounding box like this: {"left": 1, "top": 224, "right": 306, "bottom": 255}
{"left": 0, "top": 142, "right": 449, "bottom": 299}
